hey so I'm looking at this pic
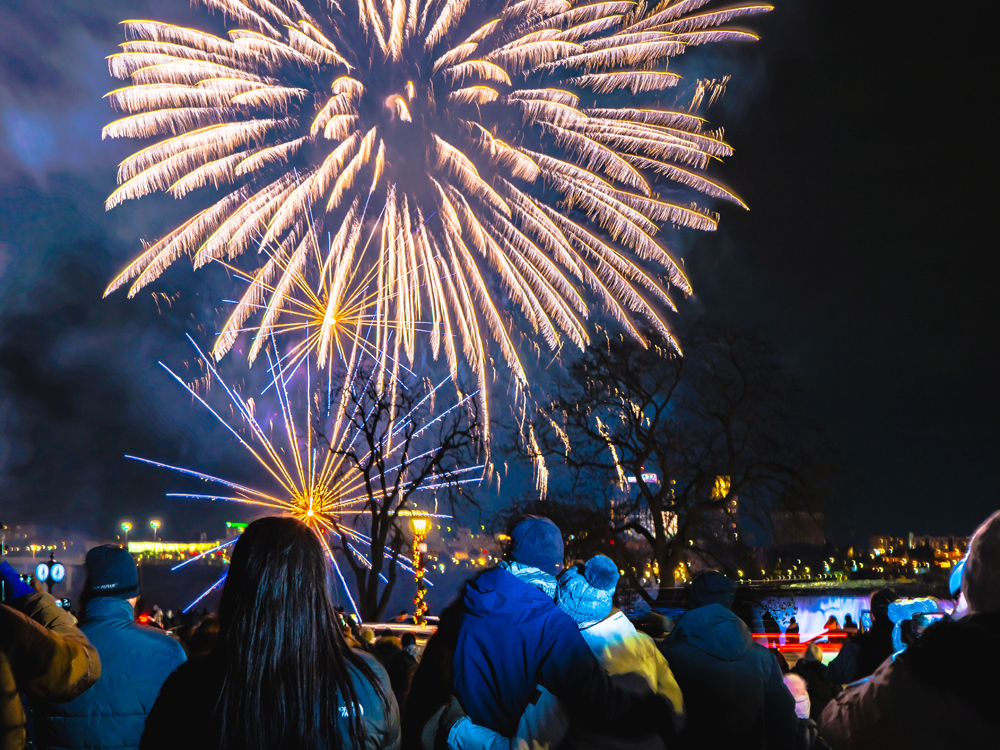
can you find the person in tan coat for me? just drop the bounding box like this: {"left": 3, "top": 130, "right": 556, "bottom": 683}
{"left": 820, "top": 509, "right": 1000, "bottom": 749}
{"left": 1, "top": 562, "right": 101, "bottom": 750}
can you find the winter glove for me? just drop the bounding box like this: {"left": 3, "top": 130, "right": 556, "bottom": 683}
{"left": 654, "top": 693, "right": 681, "bottom": 747}
{"left": 0, "top": 560, "right": 34, "bottom": 600}
{"left": 421, "top": 694, "right": 467, "bottom": 750}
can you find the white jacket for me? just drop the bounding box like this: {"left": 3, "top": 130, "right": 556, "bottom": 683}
{"left": 449, "top": 611, "right": 683, "bottom": 750}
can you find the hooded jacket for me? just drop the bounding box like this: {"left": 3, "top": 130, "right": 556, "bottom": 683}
{"left": 660, "top": 604, "right": 800, "bottom": 750}
{"left": 820, "top": 612, "right": 1000, "bottom": 749}
{"left": 404, "top": 568, "right": 670, "bottom": 748}
{"left": 456, "top": 567, "right": 668, "bottom": 737}
{"left": 0, "top": 592, "right": 101, "bottom": 750}
{"left": 447, "top": 609, "right": 684, "bottom": 750}
{"left": 32, "top": 596, "right": 187, "bottom": 750}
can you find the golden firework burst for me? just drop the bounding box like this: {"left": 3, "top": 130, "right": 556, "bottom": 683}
{"left": 103, "top": 0, "right": 771, "bottom": 437}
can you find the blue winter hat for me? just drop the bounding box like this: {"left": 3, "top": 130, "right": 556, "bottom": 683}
{"left": 556, "top": 555, "right": 619, "bottom": 625}
{"left": 85, "top": 544, "right": 139, "bottom": 599}
{"left": 509, "top": 516, "right": 564, "bottom": 573}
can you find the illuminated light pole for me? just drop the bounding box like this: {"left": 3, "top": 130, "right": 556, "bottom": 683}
{"left": 121, "top": 522, "right": 132, "bottom": 549}
{"left": 412, "top": 516, "right": 429, "bottom": 626}
{"left": 150, "top": 520, "right": 161, "bottom": 545}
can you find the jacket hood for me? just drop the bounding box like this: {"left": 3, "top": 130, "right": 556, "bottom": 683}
{"left": 462, "top": 566, "right": 555, "bottom": 619}
{"left": 669, "top": 603, "right": 753, "bottom": 661}
{"left": 81, "top": 595, "right": 135, "bottom": 622}
{"left": 580, "top": 610, "right": 635, "bottom": 641}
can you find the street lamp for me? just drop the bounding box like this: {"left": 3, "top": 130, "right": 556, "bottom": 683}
{"left": 121, "top": 522, "right": 132, "bottom": 548}
{"left": 411, "top": 517, "right": 429, "bottom": 626}
{"left": 150, "top": 520, "right": 161, "bottom": 544}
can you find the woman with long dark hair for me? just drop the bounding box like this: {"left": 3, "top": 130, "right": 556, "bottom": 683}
{"left": 140, "top": 517, "right": 399, "bottom": 750}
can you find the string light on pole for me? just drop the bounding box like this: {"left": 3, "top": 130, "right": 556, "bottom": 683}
{"left": 411, "top": 516, "right": 429, "bottom": 626}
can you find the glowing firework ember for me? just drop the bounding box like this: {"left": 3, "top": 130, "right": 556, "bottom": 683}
{"left": 103, "top": 0, "right": 770, "bottom": 429}
{"left": 133, "top": 334, "right": 482, "bottom": 615}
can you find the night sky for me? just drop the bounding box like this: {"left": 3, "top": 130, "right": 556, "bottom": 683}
{"left": 0, "top": 1, "right": 994, "bottom": 545}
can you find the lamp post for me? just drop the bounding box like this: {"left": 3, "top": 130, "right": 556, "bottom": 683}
{"left": 121, "top": 522, "right": 132, "bottom": 549}
{"left": 150, "top": 520, "right": 160, "bottom": 545}
{"left": 411, "top": 516, "right": 429, "bottom": 626}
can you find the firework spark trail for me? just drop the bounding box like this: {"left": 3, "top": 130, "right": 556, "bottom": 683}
{"left": 102, "top": 0, "right": 772, "bottom": 459}
{"left": 134, "top": 336, "right": 480, "bottom": 614}
{"left": 182, "top": 571, "right": 228, "bottom": 615}
{"left": 170, "top": 538, "right": 238, "bottom": 570}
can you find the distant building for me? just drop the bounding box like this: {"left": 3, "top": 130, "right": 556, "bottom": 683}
{"left": 870, "top": 535, "right": 908, "bottom": 555}
{"left": 867, "top": 532, "right": 968, "bottom": 575}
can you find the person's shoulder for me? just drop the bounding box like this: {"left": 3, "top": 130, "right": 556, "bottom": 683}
{"left": 354, "top": 647, "right": 388, "bottom": 671}
{"left": 164, "top": 653, "right": 218, "bottom": 682}
{"left": 747, "top": 641, "right": 782, "bottom": 671}
{"left": 540, "top": 598, "right": 582, "bottom": 632}
{"left": 352, "top": 648, "right": 392, "bottom": 688}
{"left": 129, "top": 622, "right": 188, "bottom": 656}
{"left": 903, "top": 613, "right": 1000, "bottom": 684}
{"left": 348, "top": 650, "right": 395, "bottom": 715}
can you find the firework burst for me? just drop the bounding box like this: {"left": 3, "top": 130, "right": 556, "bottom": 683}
{"left": 134, "top": 334, "right": 482, "bottom": 615}
{"left": 103, "top": 0, "right": 770, "bottom": 432}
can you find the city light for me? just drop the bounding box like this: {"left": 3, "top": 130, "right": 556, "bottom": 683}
{"left": 412, "top": 516, "right": 430, "bottom": 626}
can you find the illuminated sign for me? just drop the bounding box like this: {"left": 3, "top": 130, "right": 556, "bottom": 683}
{"left": 626, "top": 473, "right": 659, "bottom": 484}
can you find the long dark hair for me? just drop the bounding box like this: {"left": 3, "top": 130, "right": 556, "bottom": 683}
{"left": 216, "top": 516, "right": 384, "bottom": 750}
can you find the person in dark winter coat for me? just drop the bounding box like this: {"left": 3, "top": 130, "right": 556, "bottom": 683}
{"left": 826, "top": 588, "right": 898, "bottom": 685}
{"left": 374, "top": 633, "right": 404, "bottom": 668}
{"left": 791, "top": 643, "right": 839, "bottom": 721}
{"left": 32, "top": 545, "right": 186, "bottom": 750}
{"left": 820, "top": 510, "right": 1000, "bottom": 749}
{"left": 403, "top": 517, "right": 676, "bottom": 750}
{"left": 841, "top": 614, "right": 858, "bottom": 636}
{"left": 140, "top": 517, "right": 399, "bottom": 750}
{"left": 660, "top": 571, "right": 801, "bottom": 750}
{"left": 785, "top": 617, "right": 800, "bottom": 644}
{"left": 387, "top": 633, "right": 419, "bottom": 712}
{"left": 762, "top": 610, "right": 781, "bottom": 647}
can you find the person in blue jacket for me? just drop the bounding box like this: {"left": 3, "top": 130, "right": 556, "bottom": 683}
{"left": 32, "top": 545, "right": 186, "bottom": 750}
{"left": 403, "top": 516, "right": 677, "bottom": 749}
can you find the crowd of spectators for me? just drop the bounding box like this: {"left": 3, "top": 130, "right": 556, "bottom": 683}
{"left": 3, "top": 509, "right": 998, "bottom": 750}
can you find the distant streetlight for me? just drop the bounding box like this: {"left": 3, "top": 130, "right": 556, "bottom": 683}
{"left": 150, "top": 520, "right": 161, "bottom": 544}
{"left": 411, "top": 516, "right": 429, "bottom": 626}
{"left": 121, "top": 522, "right": 132, "bottom": 548}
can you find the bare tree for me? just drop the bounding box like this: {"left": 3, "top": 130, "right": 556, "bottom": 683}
{"left": 528, "top": 325, "right": 817, "bottom": 604}
{"left": 322, "top": 371, "right": 482, "bottom": 622}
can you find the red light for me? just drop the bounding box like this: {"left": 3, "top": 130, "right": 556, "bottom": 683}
{"left": 138, "top": 613, "right": 151, "bottom": 624}
{"left": 609, "top": 540, "right": 614, "bottom": 545}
